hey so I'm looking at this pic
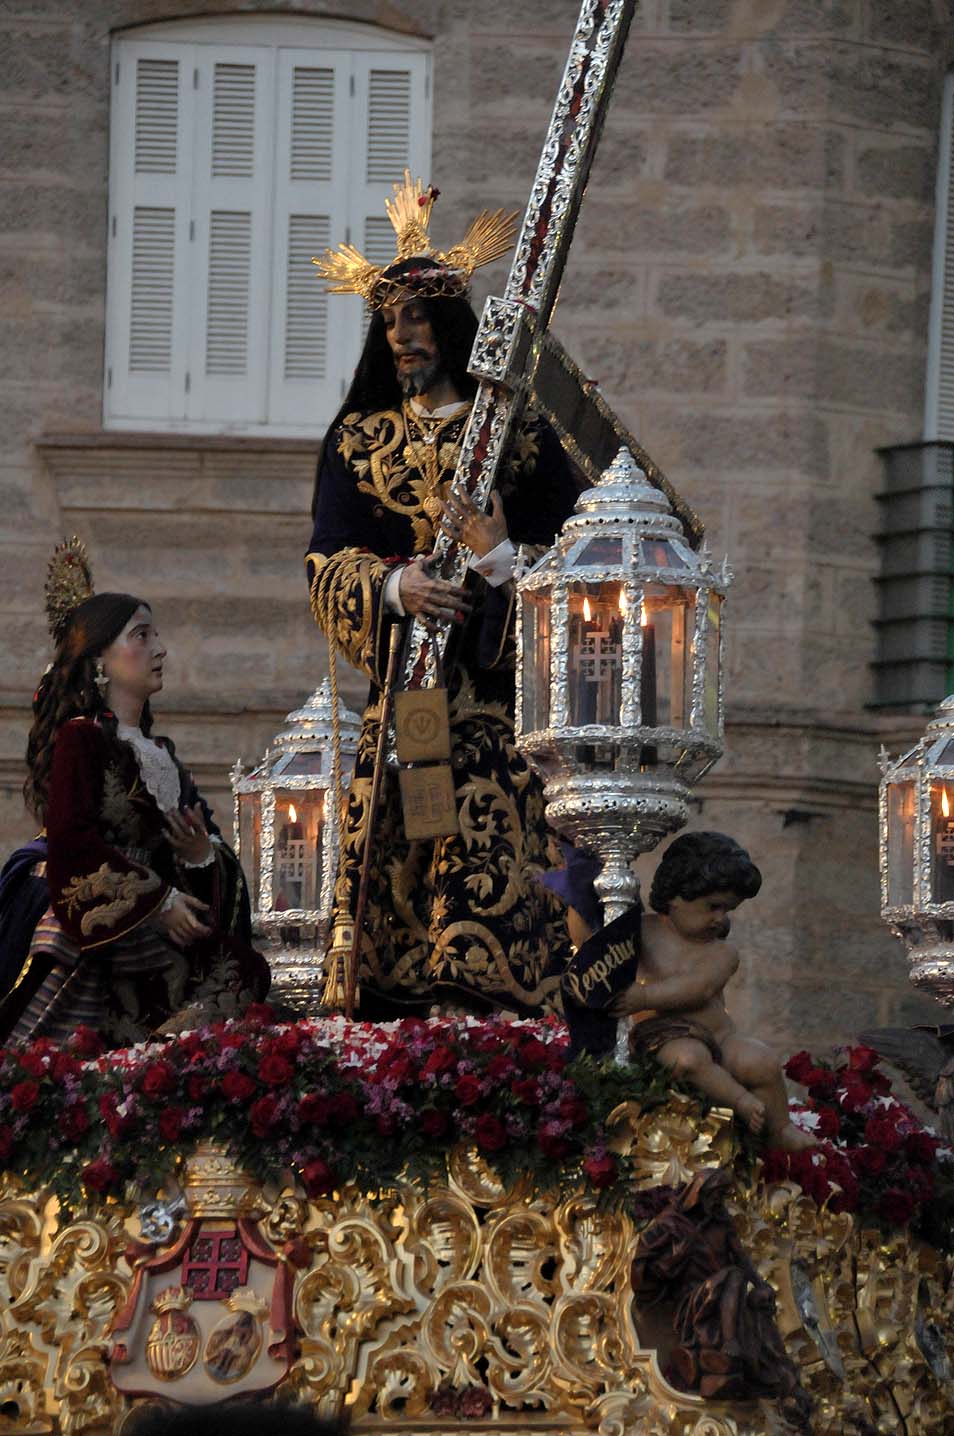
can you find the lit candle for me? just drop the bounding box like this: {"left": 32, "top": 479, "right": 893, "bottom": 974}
{"left": 934, "top": 786, "right": 954, "bottom": 902}
{"left": 640, "top": 603, "right": 657, "bottom": 727}
{"left": 573, "top": 594, "right": 599, "bottom": 724}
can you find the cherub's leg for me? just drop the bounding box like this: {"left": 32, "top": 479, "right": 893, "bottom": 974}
{"left": 720, "top": 1035, "right": 816, "bottom": 1151}
{"left": 655, "top": 1037, "right": 766, "bottom": 1135}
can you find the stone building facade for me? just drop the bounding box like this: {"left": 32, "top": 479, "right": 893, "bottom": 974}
{"left": 1, "top": 0, "right": 952, "bottom": 1055}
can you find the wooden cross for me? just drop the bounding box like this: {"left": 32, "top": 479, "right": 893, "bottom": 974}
{"left": 399, "top": 0, "right": 703, "bottom": 695}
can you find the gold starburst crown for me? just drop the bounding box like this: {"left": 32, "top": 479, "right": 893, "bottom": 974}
{"left": 313, "top": 170, "right": 518, "bottom": 309}
{"left": 45, "top": 536, "right": 94, "bottom": 644}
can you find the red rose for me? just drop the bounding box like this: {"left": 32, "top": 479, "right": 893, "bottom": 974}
{"left": 99, "top": 1094, "right": 131, "bottom": 1139}
{"left": 827, "top": 1173, "right": 860, "bottom": 1214}
{"left": 519, "top": 1039, "right": 548, "bottom": 1069}
{"left": 249, "top": 1094, "right": 279, "bottom": 1137}
{"left": 141, "top": 1062, "right": 176, "bottom": 1098}
{"left": 380, "top": 1049, "right": 415, "bottom": 1084}
{"left": 784, "top": 1051, "right": 817, "bottom": 1084}
{"left": 422, "top": 1046, "right": 456, "bottom": 1078}
{"left": 544, "top": 1045, "right": 566, "bottom": 1074}
{"left": 878, "top": 1187, "right": 915, "bottom": 1225}
{"left": 60, "top": 1102, "right": 90, "bottom": 1141}
{"left": 812, "top": 1106, "right": 841, "bottom": 1140}
{"left": 301, "top": 1158, "right": 336, "bottom": 1197}
{"left": 474, "top": 1114, "right": 507, "bottom": 1152}
{"left": 10, "top": 1080, "right": 40, "bottom": 1112}
{"left": 905, "top": 1131, "right": 940, "bottom": 1165}
{"left": 583, "top": 1152, "right": 618, "bottom": 1189}
{"left": 221, "top": 1071, "right": 257, "bottom": 1102}
{"left": 806, "top": 1069, "right": 838, "bottom": 1099}
{"left": 512, "top": 1078, "right": 541, "bottom": 1106}
{"left": 457, "top": 1386, "right": 492, "bottom": 1419}
{"left": 863, "top": 1114, "right": 904, "bottom": 1152}
{"left": 0, "top": 1126, "right": 13, "bottom": 1161}
{"left": 421, "top": 1108, "right": 449, "bottom": 1138}
{"left": 52, "top": 1052, "right": 82, "bottom": 1081}
{"left": 258, "top": 1054, "right": 294, "bottom": 1087}
{"left": 838, "top": 1071, "right": 873, "bottom": 1112}
{"left": 17, "top": 1051, "right": 47, "bottom": 1077}
{"left": 558, "top": 1094, "right": 589, "bottom": 1129}
{"left": 159, "top": 1108, "right": 185, "bottom": 1142}
{"left": 82, "top": 1157, "right": 119, "bottom": 1194}
{"left": 486, "top": 1053, "right": 517, "bottom": 1081}
{"left": 271, "top": 1027, "right": 301, "bottom": 1055}
{"left": 847, "top": 1045, "right": 881, "bottom": 1074}
{"left": 298, "top": 1092, "right": 329, "bottom": 1125}
{"left": 538, "top": 1128, "right": 570, "bottom": 1160}
{"left": 243, "top": 1003, "right": 275, "bottom": 1026}
{"left": 326, "top": 1092, "right": 361, "bottom": 1128}
{"left": 376, "top": 1113, "right": 397, "bottom": 1137}
{"left": 851, "top": 1145, "right": 886, "bottom": 1177}
{"left": 70, "top": 1026, "right": 104, "bottom": 1058}
{"left": 187, "top": 1075, "right": 208, "bottom": 1102}
{"left": 455, "top": 1074, "right": 483, "bottom": 1107}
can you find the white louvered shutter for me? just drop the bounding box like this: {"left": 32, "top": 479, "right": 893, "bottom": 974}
{"left": 268, "top": 48, "right": 352, "bottom": 425}
{"left": 927, "top": 74, "right": 954, "bottom": 440}
{"left": 106, "top": 44, "right": 195, "bottom": 421}
{"left": 187, "top": 48, "right": 273, "bottom": 424}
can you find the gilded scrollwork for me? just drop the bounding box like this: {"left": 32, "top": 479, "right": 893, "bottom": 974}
{"left": 2, "top": 1125, "right": 954, "bottom": 1433}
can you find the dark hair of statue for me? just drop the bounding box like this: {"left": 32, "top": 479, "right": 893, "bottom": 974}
{"left": 649, "top": 831, "right": 762, "bottom": 914}
{"left": 312, "top": 258, "right": 480, "bottom": 515}
{"left": 24, "top": 592, "right": 158, "bottom": 820}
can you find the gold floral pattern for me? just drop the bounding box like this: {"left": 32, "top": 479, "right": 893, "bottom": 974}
{"left": 62, "top": 861, "right": 162, "bottom": 938}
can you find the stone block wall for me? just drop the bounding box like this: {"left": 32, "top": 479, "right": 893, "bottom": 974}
{"left": 0, "top": 0, "right": 951, "bottom": 1055}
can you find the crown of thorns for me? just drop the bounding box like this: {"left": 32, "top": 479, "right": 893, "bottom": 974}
{"left": 313, "top": 170, "right": 518, "bottom": 309}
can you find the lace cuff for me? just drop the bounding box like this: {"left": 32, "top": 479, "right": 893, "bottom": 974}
{"left": 160, "top": 887, "right": 181, "bottom": 915}
{"left": 180, "top": 834, "right": 220, "bottom": 870}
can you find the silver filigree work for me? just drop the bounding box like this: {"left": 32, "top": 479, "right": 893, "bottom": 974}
{"left": 879, "top": 695, "right": 954, "bottom": 1007}
{"left": 516, "top": 448, "right": 729, "bottom": 928}
{"left": 232, "top": 679, "right": 361, "bottom": 1002}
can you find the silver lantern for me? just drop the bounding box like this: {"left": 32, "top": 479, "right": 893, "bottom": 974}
{"left": 880, "top": 694, "right": 954, "bottom": 1004}
{"left": 232, "top": 679, "right": 361, "bottom": 1003}
{"left": 516, "top": 446, "right": 729, "bottom": 924}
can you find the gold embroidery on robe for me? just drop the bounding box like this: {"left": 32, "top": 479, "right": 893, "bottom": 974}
{"left": 62, "top": 862, "right": 162, "bottom": 937}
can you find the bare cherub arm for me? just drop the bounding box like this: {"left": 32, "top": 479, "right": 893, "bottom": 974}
{"left": 609, "top": 944, "right": 740, "bottom": 1017}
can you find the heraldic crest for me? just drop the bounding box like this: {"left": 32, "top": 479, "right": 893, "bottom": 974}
{"left": 313, "top": 168, "right": 518, "bottom": 308}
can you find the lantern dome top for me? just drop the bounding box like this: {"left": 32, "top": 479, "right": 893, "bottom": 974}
{"left": 926, "top": 694, "right": 954, "bottom": 735}
{"left": 564, "top": 447, "right": 684, "bottom": 541}
{"left": 271, "top": 678, "right": 362, "bottom": 757}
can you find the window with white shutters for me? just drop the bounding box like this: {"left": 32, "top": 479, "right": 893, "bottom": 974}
{"left": 926, "top": 71, "right": 954, "bottom": 441}
{"left": 104, "top": 18, "right": 431, "bottom": 437}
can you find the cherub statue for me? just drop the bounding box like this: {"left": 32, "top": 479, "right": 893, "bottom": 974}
{"left": 609, "top": 831, "right": 815, "bottom": 1152}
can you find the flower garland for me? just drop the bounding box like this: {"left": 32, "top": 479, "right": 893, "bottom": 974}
{"left": 0, "top": 1009, "right": 674, "bottom": 1210}
{"left": 766, "top": 1044, "right": 954, "bottom": 1250}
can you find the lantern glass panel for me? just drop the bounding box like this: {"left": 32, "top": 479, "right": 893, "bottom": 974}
{"left": 568, "top": 583, "right": 624, "bottom": 727}
{"left": 639, "top": 538, "right": 690, "bottom": 570}
{"left": 521, "top": 589, "right": 552, "bottom": 733}
{"left": 703, "top": 593, "right": 722, "bottom": 732}
{"left": 575, "top": 536, "right": 623, "bottom": 567}
{"left": 886, "top": 778, "right": 915, "bottom": 908}
{"left": 273, "top": 789, "right": 325, "bottom": 912}
{"left": 931, "top": 780, "right": 954, "bottom": 905}
{"left": 282, "top": 751, "right": 325, "bottom": 776}
{"left": 642, "top": 585, "right": 694, "bottom": 728}
{"left": 238, "top": 791, "right": 262, "bottom": 911}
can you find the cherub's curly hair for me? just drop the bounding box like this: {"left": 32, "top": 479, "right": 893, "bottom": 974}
{"left": 649, "top": 831, "right": 762, "bottom": 913}
{"left": 24, "top": 592, "right": 153, "bottom": 820}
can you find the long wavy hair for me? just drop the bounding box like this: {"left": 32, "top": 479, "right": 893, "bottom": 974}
{"left": 24, "top": 592, "right": 154, "bottom": 820}
{"left": 312, "top": 261, "right": 480, "bottom": 514}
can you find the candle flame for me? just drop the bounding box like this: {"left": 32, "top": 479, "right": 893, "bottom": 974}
{"left": 943, "top": 790, "right": 950, "bottom": 819}
{"left": 582, "top": 596, "right": 592, "bottom": 622}
{"left": 619, "top": 589, "right": 628, "bottom": 616}
{"left": 288, "top": 803, "right": 298, "bottom": 823}
{"left": 640, "top": 603, "right": 649, "bottom": 628}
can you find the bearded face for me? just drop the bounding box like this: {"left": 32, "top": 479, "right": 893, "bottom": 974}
{"left": 382, "top": 297, "right": 446, "bottom": 398}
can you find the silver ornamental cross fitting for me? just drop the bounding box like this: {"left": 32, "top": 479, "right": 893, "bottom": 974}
{"left": 398, "top": 0, "right": 704, "bottom": 697}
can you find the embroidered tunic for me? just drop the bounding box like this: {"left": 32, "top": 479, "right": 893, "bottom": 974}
{"left": 306, "top": 402, "right": 579, "bottom": 1016}
{"left": 0, "top": 718, "right": 269, "bottom": 1047}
